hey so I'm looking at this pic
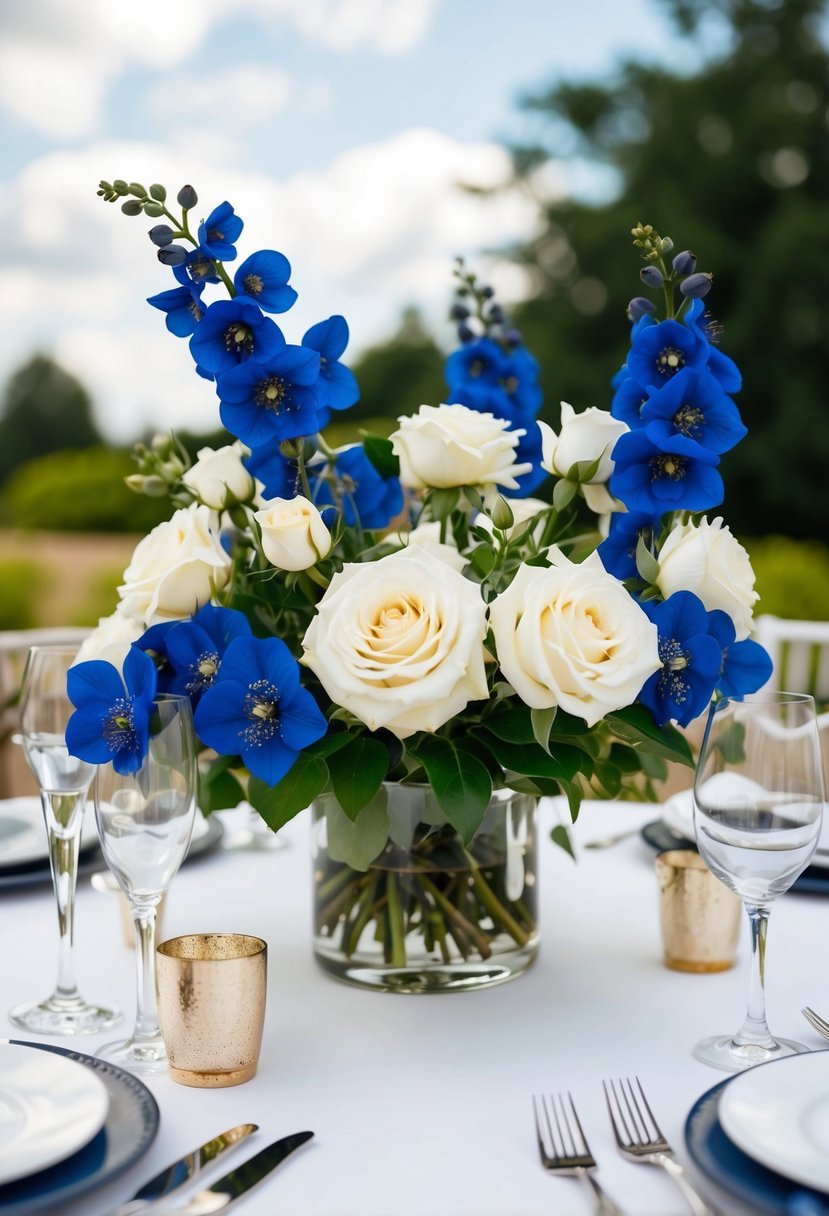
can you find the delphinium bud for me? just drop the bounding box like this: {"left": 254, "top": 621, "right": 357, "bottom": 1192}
{"left": 457, "top": 322, "right": 475, "bottom": 343}
{"left": 121, "top": 200, "right": 144, "bottom": 216}
{"left": 639, "top": 265, "right": 664, "bottom": 288}
{"left": 449, "top": 303, "right": 469, "bottom": 321}
{"left": 672, "top": 249, "right": 697, "bottom": 276}
{"left": 680, "top": 272, "right": 713, "bottom": 299}
{"left": 627, "top": 297, "right": 656, "bottom": 322}
{"left": 480, "top": 285, "right": 495, "bottom": 299}
{"left": 148, "top": 224, "right": 175, "bottom": 247}
{"left": 157, "top": 245, "right": 188, "bottom": 266}
{"left": 177, "top": 184, "right": 198, "bottom": 209}
{"left": 488, "top": 303, "right": 505, "bottom": 325}
{"left": 503, "top": 328, "right": 523, "bottom": 347}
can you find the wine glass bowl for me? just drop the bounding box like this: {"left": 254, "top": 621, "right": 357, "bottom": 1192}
{"left": 9, "top": 645, "right": 120, "bottom": 1035}
{"left": 94, "top": 693, "right": 197, "bottom": 1072}
{"left": 693, "top": 692, "right": 825, "bottom": 1071}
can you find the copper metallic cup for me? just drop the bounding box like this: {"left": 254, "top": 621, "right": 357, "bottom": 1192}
{"left": 655, "top": 850, "right": 742, "bottom": 973}
{"left": 156, "top": 933, "right": 267, "bottom": 1087}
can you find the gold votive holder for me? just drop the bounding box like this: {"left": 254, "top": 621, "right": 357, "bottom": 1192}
{"left": 655, "top": 850, "right": 742, "bottom": 973}
{"left": 156, "top": 933, "right": 267, "bottom": 1088}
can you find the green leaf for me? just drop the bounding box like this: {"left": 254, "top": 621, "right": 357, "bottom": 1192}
{"left": 558, "top": 779, "right": 585, "bottom": 823}
{"left": 592, "top": 761, "right": 622, "bottom": 799}
{"left": 408, "top": 736, "right": 492, "bottom": 843}
{"left": 247, "top": 755, "right": 329, "bottom": 831}
{"left": 325, "top": 736, "right": 389, "bottom": 820}
{"left": 635, "top": 535, "right": 660, "bottom": 584}
{"left": 569, "top": 453, "right": 604, "bottom": 482}
{"left": 606, "top": 705, "right": 694, "bottom": 766}
{"left": 482, "top": 706, "right": 536, "bottom": 744}
{"left": 469, "top": 543, "right": 496, "bottom": 578}
{"left": 361, "top": 433, "right": 400, "bottom": 479}
{"left": 198, "top": 766, "right": 244, "bottom": 814}
{"left": 550, "top": 823, "right": 576, "bottom": 859}
{"left": 325, "top": 786, "right": 390, "bottom": 871}
{"left": 427, "top": 487, "right": 460, "bottom": 521}
{"left": 474, "top": 730, "right": 583, "bottom": 784}
{"left": 531, "top": 706, "right": 557, "bottom": 755}
{"left": 552, "top": 478, "right": 577, "bottom": 511}
{"left": 306, "top": 731, "right": 354, "bottom": 759}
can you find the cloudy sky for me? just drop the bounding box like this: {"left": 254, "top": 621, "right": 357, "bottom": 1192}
{"left": 1, "top": 0, "right": 726, "bottom": 442}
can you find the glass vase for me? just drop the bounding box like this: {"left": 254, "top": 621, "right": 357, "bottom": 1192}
{"left": 311, "top": 784, "right": 538, "bottom": 993}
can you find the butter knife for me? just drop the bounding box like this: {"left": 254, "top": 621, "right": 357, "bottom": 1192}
{"left": 110, "top": 1124, "right": 258, "bottom": 1216}
{"left": 157, "top": 1131, "right": 314, "bottom": 1216}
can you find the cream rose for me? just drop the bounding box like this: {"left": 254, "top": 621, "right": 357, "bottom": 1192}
{"left": 117, "top": 504, "right": 231, "bottom": 625}
{"left": 539, "top": 402, "right": 628, "bottom": 484}
{"left": 254, "top": 495, "right": 332, "bottom": 571}
{"left": 390, "top": 403, "right": 532, "bottom": 490}
{"left": 490, "top": 549, "right": 661, "bottom": 726}
{"left": 75, "top": 612, "right": 143, "bottom": 670}
{"left": 656, "top": 516, "right": 759, "bottom": 640}
{"left": 181, "top": 441, "right": 254, "bottom": 509}
{"left": 301, "top": 547, "right": 488, "bottom": 738}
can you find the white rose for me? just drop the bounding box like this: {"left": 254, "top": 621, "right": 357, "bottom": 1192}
{"left": 117, "top": 504, "right": 231, "bottom": 625}
{"left": 302, "top": 547, "right": 489, "bottom": 738}
{"left": 181, "top": 441, "right": 254, "bottom": 509}
{"left": 254, "top": 495, "right": 332, "bottom": 571}
{"left": 656, "top": 516, "right": 758, "bottom": 640}
{"left": 539, "top": 402, "right": 628, "bottom": 483}
{"left": 390, "top": 403, "right": 532, "bottom": 491}
{"left": 75, "top": 612, "right": 143, "bottom": 670}
{"left": 390, "top": 520, "right": 466, "bottom": 572}
{"left": 490, "top": 549, "right": 661, "bottom": 727}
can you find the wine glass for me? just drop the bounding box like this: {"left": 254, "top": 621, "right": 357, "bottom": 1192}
{"left": 94, "top": 693, "right": 196, "bottom": 1072}
{"left": 9, "top": 645, "right": 120, "bottom": 1035}
{"left": 693, "top": 692, "right": 825, "bottom": 1071}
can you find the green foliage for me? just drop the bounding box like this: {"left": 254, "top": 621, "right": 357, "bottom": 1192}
{"left": 505, "top": 0, "right": 829, "bottom": 539}
{"left": 1, "top": 447, "right": 170, "bottom": 533}
{"left": 0, "top": 356, "right": 102, "bottom": 487}
{"left": 0, "top": 558, "right": 46, "bottom": 628}
{"left": 746, "top": 534, "right": 829, "bottom": 620}
{"left": 67, "top": 563, "right": 124, "bottom": 626}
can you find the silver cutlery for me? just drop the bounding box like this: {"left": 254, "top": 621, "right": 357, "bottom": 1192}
{"left": 147, "top": 1130, "right": 313, "bottom": 1215}
{"left": 583, "top": 826, "right": 644, "bottom": 850}
{"left": 110, "top": 1124, "right": 259, "bottom": 1216}
{"left": 532, "top": 1092, "right": 628, "bottom": 1215}
{"left": 802, "top": 1006, "right": 829, "bottom": 1040}
{"left": 603, "top": 1077, "right": 722, "bottom": 1216}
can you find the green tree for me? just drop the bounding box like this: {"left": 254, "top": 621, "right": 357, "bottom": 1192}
{"left": 0, "top": 355, "right": 102, "bottom": 484}
{"left": 505, "top": 0, "right": 829, "bottom": 538}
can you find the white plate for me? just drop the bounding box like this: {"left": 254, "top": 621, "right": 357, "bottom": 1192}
{"left": 662, "top": 788, "right": 829, "bottom": 872}
{"left": 0, "top": 798, "right": 97, "bottom": 869}
{"left": 0, "top": 1042, "right": 109, "bottom": 1186}
{"left": 719, "top": 1052, "right": 829, "bottom": 1193}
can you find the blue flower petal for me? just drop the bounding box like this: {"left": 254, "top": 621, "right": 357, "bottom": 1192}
{"left": 67, "top": 660, "right": 125, "bottom": 709}
{"left": 279, "top": 686, "right": 327, "bottom": 751}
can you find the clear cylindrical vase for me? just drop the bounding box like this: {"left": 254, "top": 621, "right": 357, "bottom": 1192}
{"left": 311, "top": 784, "right": 539, "bottom": 993}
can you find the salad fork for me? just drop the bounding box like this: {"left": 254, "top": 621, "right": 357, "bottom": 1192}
{"left": 603, "top": 1077, "right": 722, "bottom": 1216}
{"left": 802, "top": 1006, "right": 829, "bottom": 1041}
{"left": 532, "top": 1092, "right": 628, "bottom": 1215}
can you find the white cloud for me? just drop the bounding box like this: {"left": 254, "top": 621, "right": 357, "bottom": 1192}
{"left": 0, "top": 128, "right": 543, "bottom": 442}
{"left": 146, "top": 66, "right": 294, "bottom": 130}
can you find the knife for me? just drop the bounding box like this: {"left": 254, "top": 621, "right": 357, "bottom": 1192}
{"left": 110, "top": 1124, "right": 259, "bottom": 1216}
{"left": 153, "top": 1131, "right": 314, "bottom": 1216}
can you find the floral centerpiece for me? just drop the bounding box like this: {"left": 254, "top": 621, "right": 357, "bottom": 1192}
{"left": 67, "top": 184, "right": 772, "bottom": 991}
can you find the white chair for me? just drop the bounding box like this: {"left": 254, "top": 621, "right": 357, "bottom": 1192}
{"left": 753, "top": 615, "right": 829, "bottom": 705}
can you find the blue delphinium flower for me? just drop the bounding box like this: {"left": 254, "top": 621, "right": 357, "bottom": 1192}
{"left": 147, "top": 282, "right": 205, "bottom": 338}
{"left": 640, "top": 366, "right": 747, "bottom": 456}
{"left": 189, "top": 298, "right": 285, "bottom": 376}
{"left": 311, "top": 444, "right": 403, "bottom": 530}
{"left": 598, "top": 511, "right": 663, "bottom": 581}
{"left": 177, "top": 249, "right": 221, "bottom": 287}
{"left": 164, "top": 604, "right": 252, "bottom": 704}
{"left": 198, "top": 201, "right": 243, "bottom": 262}
{"left": 505, "top": 420, "right": 548, "bottom": 497}
{"left": 244, "top": 442, "right": 300, "bottom": 501}
{"left": 445, "top": 338, "right": 511, "bottom": 418}
{"left": 610, "top": 376, "right": 649, "bottom": 428}
{"left": 135, "top": 620, "right": 178, "bottom": 693}
{"left": 66, "top": 646, "right": 157, "bottom": 775}
{"left": 610, "top": 430, "right": 724, "bottom": 514}
{"left": 625, "top": 319, "right": 709, "bottom": 392}
{"left": 302, "top": 316, "right": 359, "bottom": 427}
{"left": 217, "top": 345, "right": 321, "bottom": 447}
{"left": 683, "top": 299, "right": 742, "bottom": 393}
{"left": 195, "top": 636, "right": 327, "bottom": 785}
{"left": 233, "top": 250, "right": 297, "bottom": 314}
{"left": 637, "top": 592, "right": 724, "bottom": 727}
{"left": 707, "top": 609, "right": 773, "bottom": 699}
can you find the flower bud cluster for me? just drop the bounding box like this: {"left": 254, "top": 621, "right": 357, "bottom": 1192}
{"left": 449, "top": 258, "right": 522, "bottom": 350}
{"left": 127, "top": 433, "right": 189, "bottom": 498}
{"left": 627, "top": 222, "right": 713, "bottom": 322}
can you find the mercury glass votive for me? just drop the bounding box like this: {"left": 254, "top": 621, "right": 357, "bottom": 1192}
{"left": 156, "top": 933, "right": 267, "bottom": 1087}
{"left": 656, "top": 850, "right": 742, "bottom": 973}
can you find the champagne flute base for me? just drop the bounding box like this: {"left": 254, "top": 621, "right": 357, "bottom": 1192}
{"left": 9, "top": 994, "right": 121, "bottom": 1036}
{"left": 96, "top": 1033, "right": 168, "bottom": 1074}
{"left": 693, "top": 1032, "right": 809, "bottom": 1072}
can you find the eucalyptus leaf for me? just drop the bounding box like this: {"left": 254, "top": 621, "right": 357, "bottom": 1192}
{"left": 325, "top": 787, "right": 390, "bottom": 871}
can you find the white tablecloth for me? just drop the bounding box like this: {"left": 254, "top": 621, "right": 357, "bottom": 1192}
{"left": 2, "top": 798, "right": 827, "bottom": 1216}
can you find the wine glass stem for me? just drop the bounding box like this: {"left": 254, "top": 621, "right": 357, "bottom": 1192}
{"left": 42, "top": 791, "right": 85, "bottom": 1004}
{"left": 131, "top": 901, "right": 160, "bottom": 1041}
{"left": 735, "top": 902, "right": 775, "bottom": 1048}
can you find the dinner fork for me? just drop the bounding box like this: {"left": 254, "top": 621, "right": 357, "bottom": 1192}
{"left": 603, "top": 1077, "right": 722, "bottom": 1216}
{"left": 802, "top": 1006, "right": 829, "bottom": 1040}
{"left": 532, "top": 1092, "right": 628, "bottom": 1215}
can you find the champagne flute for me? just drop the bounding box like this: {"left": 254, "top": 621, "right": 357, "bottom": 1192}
{"left": 693, "top": 692, "right": 825, "bottom": 1071}
{"left": 94, "top": 693, "right": 196, "bottom": 1072}
{"left": 9, "top": 645, "right": 120, "bottom": 1034}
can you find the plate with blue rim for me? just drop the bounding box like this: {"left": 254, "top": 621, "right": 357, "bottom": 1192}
{"left": 0, "top": 1040, "right": 159, "bottom": 1216}
{"left": 685, "top": 1054, "right": 829, "bottom": 1216}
